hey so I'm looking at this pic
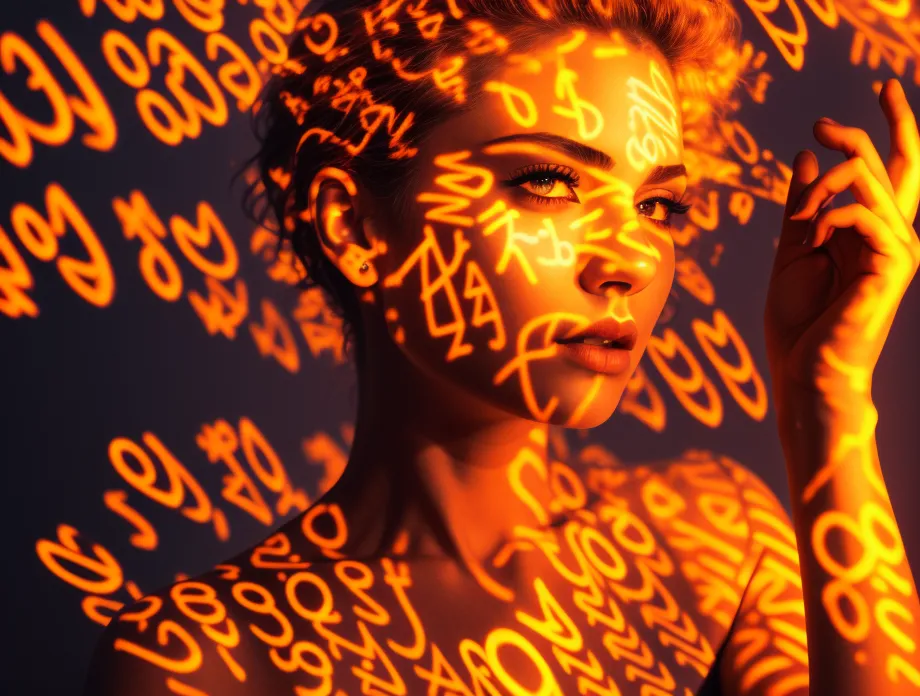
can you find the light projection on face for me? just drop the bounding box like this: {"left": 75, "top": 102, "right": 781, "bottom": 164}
{"left": 342, "top": 30, "right": 690, "bottom": 430}
{"left": 12, "top": 0, "right": 919, "bottom": 693}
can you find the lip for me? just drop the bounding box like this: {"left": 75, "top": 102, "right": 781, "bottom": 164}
{"left": 553, "top": 318, "right": 639, "bottom": 376}
{"left": 554, "top": 317, "right": 639, "bottom": 350}
{"left": 555, "top": 342, "right": 633, "bottom": 375}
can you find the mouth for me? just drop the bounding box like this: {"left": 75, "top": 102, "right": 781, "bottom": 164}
{"left": 554, "top": 339, "right": 634, "bottom": 375}
{"left": 553, "top": 319, "right": 638, "bottom": 375}
{"left": 555, "top": 335, "right": 636, "bottom": 349}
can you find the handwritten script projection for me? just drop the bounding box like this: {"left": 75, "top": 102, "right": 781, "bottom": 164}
{"left": 0, "top": 0, "right": 915, "bottom": 693}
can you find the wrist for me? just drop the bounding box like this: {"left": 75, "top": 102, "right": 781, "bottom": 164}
{"left": 773, "top": 378, "right": 874, "bottom": 429}
{"left": 773, "top": 381, "right": 878, "bottom": 491}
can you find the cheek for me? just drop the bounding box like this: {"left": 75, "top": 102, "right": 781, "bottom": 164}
{"left": 636, "top": 238, "right": 677, "bottom": 328}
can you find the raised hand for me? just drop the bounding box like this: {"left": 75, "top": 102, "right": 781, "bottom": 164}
{"left": 764, "top": 78, "right": 920, "bottom": 405}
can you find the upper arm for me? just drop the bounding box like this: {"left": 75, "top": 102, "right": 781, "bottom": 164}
{"left": 715, "top": 459, "right": 810, "bottom": 696}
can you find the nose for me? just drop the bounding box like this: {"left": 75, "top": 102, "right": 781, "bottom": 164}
{"left": 577, "top": 240, "right": 659, "bottom": 297}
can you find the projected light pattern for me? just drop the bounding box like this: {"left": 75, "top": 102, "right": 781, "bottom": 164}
{"left": 2, "top": 0, "right": 916, "bottom": 693}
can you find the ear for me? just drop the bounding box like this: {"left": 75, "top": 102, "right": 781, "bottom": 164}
{"left": 308, "top": 167, "right": 384, "bottom": 287}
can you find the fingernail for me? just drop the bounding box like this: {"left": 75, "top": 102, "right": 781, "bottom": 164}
{"left": 817, "top": 117, "right": 838, "bottom": 126}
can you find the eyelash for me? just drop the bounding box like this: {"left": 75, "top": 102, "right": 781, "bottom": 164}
{"left": 501, "top": 163, "right": 581, "bottom": 206}
{"left": 636, "top": 196, "right": 693, "bottom": 228}
{"left": 500, "top": 163, "right": 693, "bottom": 226}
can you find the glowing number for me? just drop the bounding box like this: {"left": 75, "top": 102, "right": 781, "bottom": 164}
{"left": 36, "top": 524, "right": 123, "bottom": 594}
{"left": 645, "top": 329, "right": 723, "bottom": 428}
{"left": 271, "top": 641, "right": 335, "bottom": 696}
{"left": 300, "top": 503, "right": 348, "bottom": 559}
{"left": 171, "top": 581, "right": 227, "bottom": 626}
{"left": 205, "top": 33, "right": 261, "bottom": 111}
{"left": 691, "top": 309, "right": 767, "bottom": 421}
{"left": 334, "top": 561, "right": 390, "bottom": 626}
{"left": 10, "top": 183, "right": 115, "bottom": 309}
{"left": 39, "top": 22, "right": 117, "bottom": 152}
{"left": 250, "top": 18, "right": 288, "bottom": 65}
{"left": 196, "top": 419, "right": 274, "bottom": 526}
{"left": 483, "top": 628, "right": 562, "bottom": 696}
{"left": 102, "top": 29, "right": 151, "bottom": 88}
{"left": 104, "top": 490, "right": 159, "bottom": 550}
{"left": 239, "top": 417, "right": 309, "bottom": 515}
{"left": 0, "top": 31, "right": 72, "bottom": 164}
{"left": 114, "top": 620, "right": 204, "bottom": 673}
{"left": 0, "top": 23, "right": 116, "bottom": 168}
{"left": 108, "top": 432, "right": 215, "bottom": 524}
{"left": 113, "top": 191, "right": 183, "bottom": 301}
{"left": 232, "top": 580, "right": 295, "bottom": 648}
{"left": 143, "top": 28, "right": 229, "bottom": 142}
{"left": 624, "top": 60, "right": 679, "bottom": 171}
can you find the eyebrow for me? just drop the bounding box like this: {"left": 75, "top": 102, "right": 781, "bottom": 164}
{"left": 481, "top": 131, "right": 687, "bottom": 185}
{"left": 483, "top": 132, "right": 614, "bottom": 171}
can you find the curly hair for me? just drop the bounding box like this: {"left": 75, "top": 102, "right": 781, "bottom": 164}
{"left": 243, "top": 0, "right": 745, "bottom": 367}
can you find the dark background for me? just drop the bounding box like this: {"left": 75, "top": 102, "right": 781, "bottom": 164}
{"left": 1, "top": 1, "right": 918, "bottom": 694}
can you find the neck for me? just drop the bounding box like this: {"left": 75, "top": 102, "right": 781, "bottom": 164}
{"left": 316, "top": 318, "right": 559, "bottom": 584}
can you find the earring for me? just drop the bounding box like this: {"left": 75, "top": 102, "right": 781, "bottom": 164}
{"left": 359, "top": 262, "right": 369, "bottom": 273}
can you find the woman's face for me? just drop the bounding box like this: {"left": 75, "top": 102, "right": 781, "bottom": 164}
{"left": 373, "top": 29, "right": 686, "bottom": 428}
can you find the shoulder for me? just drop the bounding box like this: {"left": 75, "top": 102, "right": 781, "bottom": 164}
{"left": 627, "top": 447, "right": 793, "bottom": 532}
{"left": 584, "top": 446, "right": 791, "bottom": 531}
{"left": 82, "top": 520, "right": 353, "bottom": 696}
{"left": 641, "top": 451, "right": 803, "bottom": 618}
{"left": 81, "top": 532, "right": 346, "bottom": 696}
{"left": 582, "top": 448, "right": 796, "bottom": 627}
{"left": 82, "top": 565, "right": 247, "bottom": 696}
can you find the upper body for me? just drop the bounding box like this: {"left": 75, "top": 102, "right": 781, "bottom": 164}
{"left": 83, "top": 448, "right": 807, "bottom": 696}
{"left": 84, "top": 0, "right": 920, "bottom": 693}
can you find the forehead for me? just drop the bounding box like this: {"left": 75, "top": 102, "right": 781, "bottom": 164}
{"left": 453, "top": 29, "right": 684, "bottom": 177}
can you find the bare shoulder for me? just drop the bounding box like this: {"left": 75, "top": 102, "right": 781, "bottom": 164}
{"left": 580, "top": 447, "right": 796, "bottom": 628}
{"left": 81, "top": 531, "right": 340, "bottom": 696}
{"left": 82, "top": 563, "right": 252, "bottom": 696}
{"left": 582, "top": 446, "right": 790, "bottom": 527}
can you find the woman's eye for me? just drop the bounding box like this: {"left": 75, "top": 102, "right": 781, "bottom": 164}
{"left": 501, "top": 164, "right": 581, "bottom": 206}
{"left": 520, "top": 177, "right": 574, "bottom": 199}
{"left": 636, "top": 197, "right": 692, "bottom": 227}
{"left": 637, "top": 199, "right": 669, "bottom": 222}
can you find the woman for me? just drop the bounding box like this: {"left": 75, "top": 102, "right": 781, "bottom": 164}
{"left": 84, "top": 0, "right": 920, "bottom": 694}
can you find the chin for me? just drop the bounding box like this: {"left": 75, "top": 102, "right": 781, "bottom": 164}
{"left": 478, "top": 368, "right": 631, "bottom": 430}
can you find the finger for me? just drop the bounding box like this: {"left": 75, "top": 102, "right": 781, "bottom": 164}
{"left": 880, "top": 78, "right": 920, "bottom": 224}
{"left": 777, "top": 150, "right": 820, "bottom": 255}
{"left": 809, "top": 203, "right": 910, "bottom": 270}
{"left": 783, "top": 150, "right": 819, "bottom": 217}
{"left": 789, "top": 157, "right": 912, "bottom": 245}
{"left": 813, "top": 118, "right": 896, "bottom": 202}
